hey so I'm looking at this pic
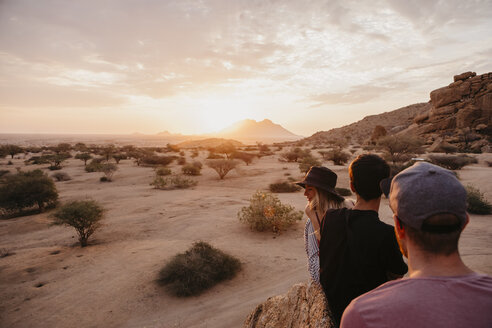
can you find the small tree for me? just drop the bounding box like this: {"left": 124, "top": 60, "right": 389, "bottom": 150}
{"left": 0, "top": 169, "right": 58, "bottom": 213}
{"left": 52, "top": 200, "right": 104, "bottom": 247}
{"left": 45, "top": 153, "right": 72, "bottom": 170}
{"left": 214, "top": 142, "right": 237, "bottom": 159}
{"left": 75, "top": 153, "right": 92, "bottom": 166}
{"left": 207, "top": 159, "right": 238, "bottom": 179}
{"left": 231, "top": 151, "right": 255, "bottom": 165}
{"left": 2, "top": 144, "right": 23, "bottom": 159}
{"left": 377, "top": 135, "right": 424, "bottom": 164}
{"left": 112, "top": 153, "right": 127, "bottom": 164}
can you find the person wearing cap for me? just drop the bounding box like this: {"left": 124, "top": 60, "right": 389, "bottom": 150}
{"left": 341, "top": 161, "right": 492, "bottom": 328}
{"left": 319, "top": 154, "right": 408, "bottom": 326}
{"left": 296, "top": 166, "right": 355, "bottom": 283}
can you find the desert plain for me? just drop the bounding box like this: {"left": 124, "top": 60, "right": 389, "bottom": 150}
{"left": 0, "top": 145, "right": 491, "bottom": 328}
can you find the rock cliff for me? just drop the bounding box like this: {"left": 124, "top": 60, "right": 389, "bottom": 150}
{"left": 243, "top": 282, "right": 334, "bottom": 328}
{"left": 404, "top": 71, "right": 491, "bottom": 151}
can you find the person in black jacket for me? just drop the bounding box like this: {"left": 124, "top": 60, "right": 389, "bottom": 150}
{"left": 319, "top": 154, "right": 408, "bottom": 326}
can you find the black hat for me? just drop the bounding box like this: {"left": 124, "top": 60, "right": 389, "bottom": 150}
{"left": 296, "top": 166, "right": 343, "bottom": 201}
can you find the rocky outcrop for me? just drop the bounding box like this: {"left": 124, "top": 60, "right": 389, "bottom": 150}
{"left": 303, "top": 103, "right": 430, "bottom": 145}
{"left": 243, "top": 282, "right": 334, "bottom": 328}
{"left": 411, "top": 71, "right": 491, "bottom": 150}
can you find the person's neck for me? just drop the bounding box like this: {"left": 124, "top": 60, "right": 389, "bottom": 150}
{"left": 407, "top": 246, "right": 474, "bottom": 278}
{"left": 353, "top": 195, "right": 380, "bottom": 212}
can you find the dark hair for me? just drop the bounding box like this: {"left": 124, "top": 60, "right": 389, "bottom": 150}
{"left": 349, "top": 154, "right": 389, "bottom": 201}
{"left": 402, "top": 213, "right": 462, "bottom": 255}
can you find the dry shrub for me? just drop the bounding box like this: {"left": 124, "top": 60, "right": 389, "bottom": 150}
{"left": 52, "top": 172, "right": 71, "bottom": 181}
{"left": 151, "top": 174, "right": 197, "bottom": 190}
{"left": 319, "top": 149, "right": 351, "bottom": 165}
{"left": 466, "top": 185, "right": 492, "bottom": 215}
{"left": 238, "top": 191, "right": 303, "bottom": 233}
{"left": 155, "top": 167, "right": 172, "bottom": 176}
{"left": 269, "top": 181, "right": 301, "bottom": 193}
{"left": 158, "top": 241, "right": 241, "bottom": 297}
{"left": 142, "top": 155, "right": 175, "bottom": 166}
{"left": 182, "top": 162, "right": 201, "bottom": 175}
{"left": 428, "top": 154, "right": 477, "bottom": 170}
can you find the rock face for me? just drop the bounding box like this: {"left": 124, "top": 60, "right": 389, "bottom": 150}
{"left": 243, "top": 282, "right": 334, "bottom": 328}
{"left": 412, "top": 71, "right": 491, "bottom": 149}
{"left": 304, "top": 103, "right": 430, "bottom": 145}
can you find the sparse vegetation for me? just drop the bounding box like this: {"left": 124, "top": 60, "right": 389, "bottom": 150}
{"left": 141, "top": 155, "right": 175, "bottom": 166}
{"left": 377, "top": 135, "right": 424, "bottom": 164}
{"left": 231, "top": 151, "right": 255, "bottom": 165}
{"left": 319, "top": 149, "right": 351, "bottom": 165}
{"left": 155, "top": 167, "right": 172, "bottom": 176}
{"left": 466, "top": 185, "right": 492, "bottom": 215}
{"left": 52, "top": 200, "right": 104, "bottom": 247}
{"left": 269, "top": 181, "right": 301, "bottom": 193}
{"left": 52, "top": 172, "right": 71, "bottom": 181}
{"left": 206, "top": 159, "right": 238, "bottom": 179}
{"left": 151, "top": 174, "right": 197, "bottom": 190}
{"left": 428, "top": 154, "right": 478, "bottom": 170}
{"left": 298, "top": 155, "right": 321, "bottom": 173}
{"left": 75, "top": 153, "right": 92, "bottom": 166}
{"left": 182, "top": 161, "right": 202, "bottom": 175}
{"left": 85, "top": 159, "right": 104, "bottom": 173}
{"left": 238, "top": 191, "right": 303, "bottom": 233}
{"left": 158, "top": 241, "right": 241, "bottom": 297}
{"left": 100, "top": 163, "right": 118, "bottom": 182}
{"left": 280, "top": 147, "right": 311, "bottom": 162}
{"left": 0, "top": 169, "right": 58, "bottom": 214}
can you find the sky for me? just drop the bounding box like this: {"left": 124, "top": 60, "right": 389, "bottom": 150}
{"left": 1, "top": 0, "right": 491, "bottom": 137}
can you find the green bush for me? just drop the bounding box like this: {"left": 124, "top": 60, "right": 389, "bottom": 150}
{"left": 377, "top": 135, "right": 424, "bottom": 164}
{"left": 0, "top": 169, "right": 58, "bottom": 213}
{"left": 85, "top": 160, "right": 104, "bottom": 172}
{"left": 158, "top": 241, "right": 241, "bottom": 297}
{"left": 75, "top": 153, "right": 92, "bottom": 166}
{"left": 428, "top": 154, "right": 477, "bottom": 170}
{"left": 269, "top": 181, "right": 301, "bottom": 193}
{"left": 100, "top": 163, "right": 118, "bottom": 181}
{"left": 52, "top": 200, "right": 104, "bottom": 247}
{"left": 466, "top": 185, "right": 492, "bottom": 214}
{"left": 298, "top": 156, "right": 321, "bottom": 173}
{"left": 280, "top": 147, "right": 311, "bottom": 162}
{"left": 335, "top": 187, "right": 352, "bottom": 196}
{"left": 150, "top": 174, "right": 197, "bottom": 190}
{"left": 238, "top": 191, "right": 303, "bottom": 233}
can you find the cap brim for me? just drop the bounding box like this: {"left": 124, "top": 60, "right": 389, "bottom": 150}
{"left": 380, "top": 177, "right": 393, "bottom": 198}
{"left": 295, "top": 181, "right": 306, "bottom": 188}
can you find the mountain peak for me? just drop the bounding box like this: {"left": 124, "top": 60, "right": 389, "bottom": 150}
{"left": 215, "top": 118, "right": 302, "bottom": 143}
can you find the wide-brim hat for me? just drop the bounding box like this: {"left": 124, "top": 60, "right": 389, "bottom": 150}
{"left": 296, "top": 166, "right": 344, "bottom": 201}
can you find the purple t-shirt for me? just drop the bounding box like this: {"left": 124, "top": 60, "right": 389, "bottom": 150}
{"left": 341, "top": 273, "right": 492, "bottom": 328}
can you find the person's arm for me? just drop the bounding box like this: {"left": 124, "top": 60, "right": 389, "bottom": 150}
{"left": 304, "top": 220, "right": 320, "bottom": 282}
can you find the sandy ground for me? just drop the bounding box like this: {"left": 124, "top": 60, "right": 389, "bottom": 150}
{"left": 1, "top": 149, "right": 491, "bottom": 328}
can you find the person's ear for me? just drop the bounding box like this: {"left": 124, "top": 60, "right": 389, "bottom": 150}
{"left": 393, "top": 215, "right": 405, "bottom": 239}
{"left": 462, "top": 214, "right": 470, "bottom": 231}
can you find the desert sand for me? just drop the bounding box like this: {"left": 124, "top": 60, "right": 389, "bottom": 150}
{"left": 1, "top": 148, "right": 491, "bottom": 328}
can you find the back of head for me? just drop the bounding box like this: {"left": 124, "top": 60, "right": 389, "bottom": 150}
{"left": 349, "top": 154, "right": 389, "bottom": 201}
{"left": 385, "top": 162, "right": 468, "bottom": 256}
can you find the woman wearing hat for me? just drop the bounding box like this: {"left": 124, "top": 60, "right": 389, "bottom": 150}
{"left": 297, "top": 166, "right": 354, "bottom": 283}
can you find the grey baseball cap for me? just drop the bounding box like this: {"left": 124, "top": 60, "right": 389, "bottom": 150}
{"left": 380, "top": 161, "right": 467, "bottom": 231}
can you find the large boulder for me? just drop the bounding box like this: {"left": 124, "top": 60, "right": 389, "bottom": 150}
{"left": 243, "top": 282, "right": 334, "bottom": 328}
{"left": 430, "top": 86, "right": 462, "bottom": 108}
